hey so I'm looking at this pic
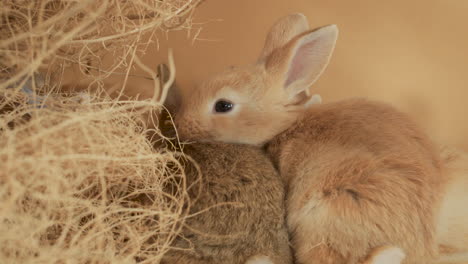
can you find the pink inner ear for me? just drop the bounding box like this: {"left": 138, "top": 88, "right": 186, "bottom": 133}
{"left": 284, "top": 39, "right": 317, "bottom": 88}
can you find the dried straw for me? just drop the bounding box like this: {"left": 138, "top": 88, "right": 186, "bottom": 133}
{"left": 0, "top": 94, "right": 191, "bottom": 263}
{"left": 0, "top": 0, "right": 204, "bottom": 263}
{"left": 1, "top": 0, "right": 202, "bottom": 100}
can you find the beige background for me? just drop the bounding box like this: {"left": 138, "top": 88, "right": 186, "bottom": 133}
{"left": 136, "top": 0, "right": 467, "bottom": 150}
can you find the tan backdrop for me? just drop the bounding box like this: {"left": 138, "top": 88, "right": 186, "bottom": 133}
{"left": 136, "top": 0, "right": 467, "bottom": 150}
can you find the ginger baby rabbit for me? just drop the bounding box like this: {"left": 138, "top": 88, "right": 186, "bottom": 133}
{"left": 171, "top": 13, "right": 468, "bottom": 264}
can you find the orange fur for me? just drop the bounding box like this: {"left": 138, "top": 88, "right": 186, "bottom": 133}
{"left": 266, "top": 99, "right": 443, "bottom": 264}
{"left": 171, "top": 13, "right": 468, "bottom": 264}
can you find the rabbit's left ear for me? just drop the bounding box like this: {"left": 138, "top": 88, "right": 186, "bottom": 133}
{"left": 258, "top": 13, "right": 310, "bottom": 61}
{"left": 158, "top": 63, "right": 180, "bottom": 114}
{"left": 265, "top": 25, "right": 338, "bottom": 107}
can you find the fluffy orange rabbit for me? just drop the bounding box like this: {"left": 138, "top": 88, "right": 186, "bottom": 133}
{"left": 171, "top": 13, "right": 468, "bottom": 263}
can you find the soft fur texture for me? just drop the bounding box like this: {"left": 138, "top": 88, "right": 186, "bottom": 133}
{"left": 170, "top": 13, "right": 468, "bottom": 264}
{"left": 266, "top": 99, "right": 443, "bottom": 264}
{"left": 161, "top": 142, "right": 292, "bottom": 264}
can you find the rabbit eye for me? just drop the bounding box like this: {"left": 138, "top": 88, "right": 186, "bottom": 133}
{"left": 214, "top": 99, "right": 234, "bottom": 113}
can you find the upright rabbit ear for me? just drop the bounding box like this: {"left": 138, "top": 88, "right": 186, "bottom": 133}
{"left": 265, "top": 25, "right": 338, "bottom": 107}
{"left": 258, "top": 13, "right": 310, "bottom": 61}
{"left": 157, "top": 63, "right": 180, "bottom": 114}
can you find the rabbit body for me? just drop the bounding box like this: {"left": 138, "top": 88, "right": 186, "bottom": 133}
{"left": 265, "top": 98, "right": 444, "bottom": 264}
{"left": 161, "top": 142, "right": 292, "bottom": 264}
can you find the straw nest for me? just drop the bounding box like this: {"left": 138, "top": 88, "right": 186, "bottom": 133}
{"left": 1, "top": 0, "right": 203, "bottom": 263}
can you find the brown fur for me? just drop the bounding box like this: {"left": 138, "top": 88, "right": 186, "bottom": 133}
{"left": 170, "top": 13, "right": 468, "bottom": 264}
{"left": 161, "top": 142, "right": 292, "bottom": 264}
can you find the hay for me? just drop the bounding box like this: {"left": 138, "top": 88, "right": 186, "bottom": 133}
{"left": 1, "top": 0, "right": 202, "bottom": 98}
{"left": 0, "top": 93, "right": 191, "bottom": 263}
{"left": 0, "top": 0, "right": 204, "bottom": 263}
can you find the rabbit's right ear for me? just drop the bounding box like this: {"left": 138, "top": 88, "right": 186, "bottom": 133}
{"left": 258, "top": 13, "right": 310, "bottom": 61}
{"left": 264, "top": 24, "right": 338, "bottom": 108}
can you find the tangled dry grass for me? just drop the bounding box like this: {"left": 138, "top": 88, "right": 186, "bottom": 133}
{"left": 0, "top": 0, "right": 203, "bottom": 263}
{"left": 0, "top": 95, "right": 191, "bottom": 263}
{"left": 1, "top": 0, "right": 202, "bottom": 95}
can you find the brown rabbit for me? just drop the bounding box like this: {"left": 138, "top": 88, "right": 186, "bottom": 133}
{"left": 170, "top": 13, "right": 468, "bottom": 264}
{"left": 160, "top": 142, "right": 293, "bottom": 264}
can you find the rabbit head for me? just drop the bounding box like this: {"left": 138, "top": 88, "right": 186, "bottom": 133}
{"left": 173, "top": 13, "right": 338, "bottom": 145}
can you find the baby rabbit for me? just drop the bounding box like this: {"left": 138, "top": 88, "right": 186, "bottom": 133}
{"left": 160, "top": 142, "right": 293, "bottom": 264}
{"left": 171, "top": 13, "right": 468, "bottom": 264}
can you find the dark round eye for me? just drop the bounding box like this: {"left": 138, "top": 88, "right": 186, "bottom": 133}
{"left": 214, "top": 100, "right": 234, "bottom": 113}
